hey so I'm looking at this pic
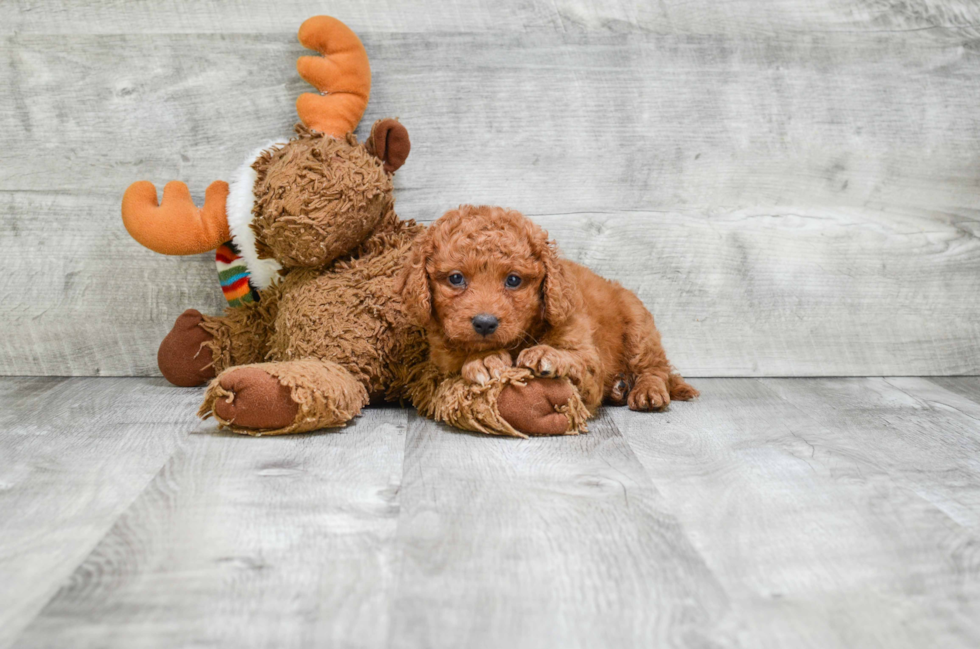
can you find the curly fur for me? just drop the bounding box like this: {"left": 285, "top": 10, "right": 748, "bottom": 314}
{"left": 400, "top": 205, "right": 699, "bottom": 413}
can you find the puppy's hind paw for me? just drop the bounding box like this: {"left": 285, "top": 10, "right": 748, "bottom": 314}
{"left": 669, "top": 376, "right": 699, "bottom": 401}
{"left": 608, "top": 373, "right": 633, "bottom": 406}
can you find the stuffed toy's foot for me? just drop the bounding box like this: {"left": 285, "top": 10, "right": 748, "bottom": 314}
{"left": 199, "top": 359, "right": 369, "bottom": 435}
{"left": 158, "top": 309, "right": 216, "bottom": 387}
{"left": 211, "top": 366, "right": 299, "bottom": 429}
{"left": 497, "top": 378, "right": 581, "bottom": 436}
{"left": 410, "top": 366, "right": 590, "bottom": 438}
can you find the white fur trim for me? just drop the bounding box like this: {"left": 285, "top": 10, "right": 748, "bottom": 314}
{"left": 226, "top": 139, "right": 287, "bottom": 290}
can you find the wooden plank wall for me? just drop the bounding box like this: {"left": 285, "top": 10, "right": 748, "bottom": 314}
{"left": 1, "top": 0, "right": 979, "bottom": 377}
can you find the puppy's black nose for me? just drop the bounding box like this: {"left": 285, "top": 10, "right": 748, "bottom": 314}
{"left": 471, "top": 313, "right": 499, "bottom": 336}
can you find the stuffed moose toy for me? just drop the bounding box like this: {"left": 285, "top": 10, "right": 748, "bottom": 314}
{"left": 121, "top": 16, "right": 589, "bottom": 437}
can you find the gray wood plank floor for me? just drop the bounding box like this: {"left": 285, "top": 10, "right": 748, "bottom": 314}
{"left": 3, "top": 376, "right": 979, "bottom": 649}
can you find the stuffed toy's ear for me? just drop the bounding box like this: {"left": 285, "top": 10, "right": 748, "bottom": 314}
{"left": 366, "top": 118, "right": 410, "bottom": 173}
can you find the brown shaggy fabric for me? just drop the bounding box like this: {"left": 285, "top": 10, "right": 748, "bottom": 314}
{"left": 199, "top": 286, "right": 281, "bottom": 374}
{"left": 266, "top": 211, "right": 426, "bottom": 397}
{"left": 407, "top": 365, "right": 587, "bottom": 438}
{"left": 201, "top": 359, "right": 368, "bottom": 435}
{"left": 251, "top": 126, "right": 393, "bottom": 269}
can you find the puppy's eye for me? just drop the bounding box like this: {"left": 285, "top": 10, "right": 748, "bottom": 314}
{"left": 505, "top": 274, "right": 522, "bottom": 288}
{"left": 448, "top": 272, "right": 466, "bottom": 287}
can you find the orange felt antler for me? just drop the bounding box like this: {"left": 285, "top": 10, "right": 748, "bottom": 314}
{"left": 121, "top": 180, "right": 230, "bottom": 255}
{"left": 295, "top": 15, "right": 371, "bottom": 136}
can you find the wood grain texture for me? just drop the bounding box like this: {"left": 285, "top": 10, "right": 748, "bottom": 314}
{"left": 387, "top": 414, "right": 732, "bottom": 649}
{"left": 927, "top": 376, "right": 980, "bottom": 403}
{"left": 1, "top": 0, "right": 978, "bottom": 37}
{"left": 6, "top": 195, "right": 978, "bottom": 377}
{"left": 4, "top": 377, "right": 980, "bottom": 647}
{"left": 2, "top": 2, "right": 980, "bottom": 377}
{"left": 6, "top": 31, "right": 980, "bottom": 212}
{"left": 611, "top": 377, "right": 980, "bottom": 648}
{"left": 15, "top": 406, "right": 408, "bottom": 649}
{"left": 0, "top": 378, "right": 198, "bottom": 649}
{"left": 1, "top": 192, "right": 226, "bottom": 376}
{"left": 540, "top": 209, "right": 980, "bottom": 376}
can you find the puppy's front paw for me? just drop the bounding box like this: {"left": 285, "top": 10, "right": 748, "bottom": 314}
{"left": 461, "top": 350, "right": 513, "bottom": 385}
{"left": 517, "top": 345, "right": 574, "bottom": 379}
{"left": 628, "top": 374, "right": 670, "bottom": 411}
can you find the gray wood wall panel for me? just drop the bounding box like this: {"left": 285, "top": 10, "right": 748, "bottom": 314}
{"left": 2, "top": 193, "right": 226, "bottom": 376}
{"left": 2, "top": 2, "right": 979, "bottom": 377}
{"left": 2, "top": 0, "right": 978, "bottom": 37}
{"left": 540, "top": 209, "right": 980, "bottom": 376}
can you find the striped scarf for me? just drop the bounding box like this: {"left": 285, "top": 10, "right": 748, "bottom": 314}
{"left": 215, "top": 241, "right": 260, "bottom": 307}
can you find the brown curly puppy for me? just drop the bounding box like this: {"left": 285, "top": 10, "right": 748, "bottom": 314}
{"left": 400, "top": 205, "right": 699, "bottom": 413}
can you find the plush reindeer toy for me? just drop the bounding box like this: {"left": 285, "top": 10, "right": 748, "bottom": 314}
{"left": 121, "top": 16, "right": 589, "bottom": 437}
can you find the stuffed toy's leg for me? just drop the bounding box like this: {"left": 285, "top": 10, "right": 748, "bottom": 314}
{"left": 198, "top": 359, "right": 370, "bottom": 435}
{"left": 407, "top": 365, "right": 590, "bottom": 438}
{"left": 157, "top": 288, "right": 280, "bottom": 387}
{"left": 157, "top": 309, "right": 217, "bottom": 387}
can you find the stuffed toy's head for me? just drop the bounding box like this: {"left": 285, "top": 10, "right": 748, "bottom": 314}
{"left": 249, "top": 121, "right": 408, "bottom": 270}
{"left": 121, "top": 16, "right": 410, "bottom": 296}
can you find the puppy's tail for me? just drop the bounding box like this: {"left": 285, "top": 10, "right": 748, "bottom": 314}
{"left": 668, "top": 374, "right": 699, "bottom": 401}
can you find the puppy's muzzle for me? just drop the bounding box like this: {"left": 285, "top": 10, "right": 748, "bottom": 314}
{"left": 471, "top": 313, "right": 499, "bottom": 337}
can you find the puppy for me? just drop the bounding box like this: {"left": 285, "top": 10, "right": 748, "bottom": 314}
{"left": 399, "top": 205, "right": 698, "bottom": 412}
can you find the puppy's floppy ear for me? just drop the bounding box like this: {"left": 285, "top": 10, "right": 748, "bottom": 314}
{"left": 365, "top": 118, "right": 410, "bottom": 174}
{"left": 530, "top": 225, "right": 574, "bottom": 327}
{"left": 397, "top": 228, "right": 433, "bottom": 327}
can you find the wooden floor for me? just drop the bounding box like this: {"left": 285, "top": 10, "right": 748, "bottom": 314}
{"left": 1, "top": 376, "right": 978, "bottom": 648}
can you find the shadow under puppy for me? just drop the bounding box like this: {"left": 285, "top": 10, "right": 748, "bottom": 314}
{"left": 399, "top": 205, "right": 698, "bottom": 418}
